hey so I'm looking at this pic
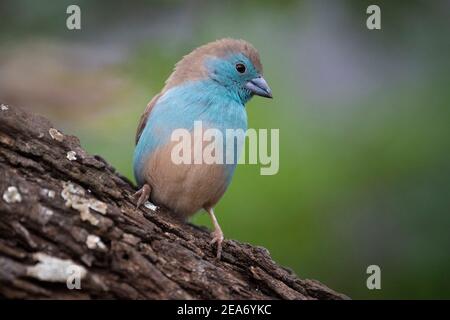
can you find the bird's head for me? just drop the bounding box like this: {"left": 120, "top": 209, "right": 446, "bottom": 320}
{"left": 164, "top": 38, "right": 272, "bottom": 104}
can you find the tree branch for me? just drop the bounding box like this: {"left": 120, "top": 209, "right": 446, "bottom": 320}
{"left": 0, "top": 103, "right": 348, "bottom": 299}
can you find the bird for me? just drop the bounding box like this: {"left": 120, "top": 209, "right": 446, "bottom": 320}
{"left": 133, "top": 38, "right": 272, "bottom": 259}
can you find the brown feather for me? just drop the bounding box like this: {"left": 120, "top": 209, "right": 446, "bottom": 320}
{"left": 135, "top": 93, "right": 162, "bottom": 144}
{"left": 164, "top": 38, "right": 263, "bottom": 90}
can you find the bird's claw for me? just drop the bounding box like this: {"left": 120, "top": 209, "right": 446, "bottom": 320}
{"left": 133, "top": 184, "right": 151, "bottom": 209}
{"left": 210, "top": 229, "right": 224, "bottom": 259}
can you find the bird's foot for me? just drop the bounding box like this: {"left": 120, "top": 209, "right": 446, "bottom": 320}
{"left": 133, "top": 184, "right": 151, "bottom": 209}
{"left": 206, "top": 207, "right": 224, "bottom": 259}
{"left": 210, "top": 227, "right": 224, "bottom": 259}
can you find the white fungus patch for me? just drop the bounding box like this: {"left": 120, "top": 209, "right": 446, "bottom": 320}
{"left": 1, "top": 103, "right": 9, "bottom": 111}
{"left": 61, "top": 181, "right": 108, "bottom": 226}
{"left": 36, "top": 205, "right": 54, "bottom": 225}
{"left": 26, "top": 252, "right": 87, "bottom": 283}
{"left": 41, "top": 188, "right": 55, "bottom": 199}
{"left": 89, "top": 200, "right": 107, "bottom": 214}
{"left": 3, "top": 186, "right": 22, "bottom": 203}
{"left": 66, "top": 151, "right": 77, "bottom": 161}
{"left": 86, "top": 235, "right": 107, "bottom": 251}
{"left": 144, "top": 201, "right": 158, "bottom": 211}
{"left": 48, "top": 128, "right": 64, "bottom": 142}
{"left": 42, "top": 207, "right": 53, "bottom": 216}
{"left": 41, "top": 207, "right": 53, "bottom": 217}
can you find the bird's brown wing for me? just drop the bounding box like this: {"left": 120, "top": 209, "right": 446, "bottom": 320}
{"left": 135, "top": 93, "right": 162, "bottom": 145}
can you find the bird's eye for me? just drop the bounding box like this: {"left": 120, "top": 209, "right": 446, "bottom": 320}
{"left": 235, "top": 63, "right": 246, "bottom": 73}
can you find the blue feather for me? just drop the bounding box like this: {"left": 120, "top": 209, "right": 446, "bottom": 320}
{"left": 133, "top": 78, "right": 248, "bottom": 186}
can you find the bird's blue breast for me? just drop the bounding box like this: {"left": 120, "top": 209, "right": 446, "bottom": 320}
{"left": 133, "top": 79, "right": 248, "bottom": 186}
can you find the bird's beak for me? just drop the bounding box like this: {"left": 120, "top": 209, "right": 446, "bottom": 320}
{"left": 245, "top": 76, "right": 273, "bottom": 98}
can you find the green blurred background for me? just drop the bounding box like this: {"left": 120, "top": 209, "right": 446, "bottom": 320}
{"left": 1, "top": 0, "right": 449, "bottom": 299}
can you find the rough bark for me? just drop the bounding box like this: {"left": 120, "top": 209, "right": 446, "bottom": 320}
{"left": 0, "top": 103, "right": 348, "bottom": 300}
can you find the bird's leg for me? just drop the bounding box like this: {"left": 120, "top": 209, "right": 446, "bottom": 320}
{"left": 133, "top": 184, "right": 151, "bottom": 209}
{"left": 206, "top": 207, "right": 224, "bottom": 259}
